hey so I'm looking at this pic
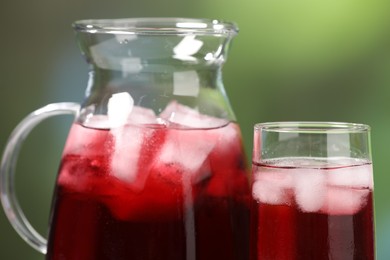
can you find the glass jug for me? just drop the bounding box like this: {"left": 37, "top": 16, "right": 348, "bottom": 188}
{"left": 0, "top": 18, "right": 250, "bottom": 260}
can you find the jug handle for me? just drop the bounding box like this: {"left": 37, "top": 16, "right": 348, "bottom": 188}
{"left": 0, "top": 102, "right": 80, "bottom": 254}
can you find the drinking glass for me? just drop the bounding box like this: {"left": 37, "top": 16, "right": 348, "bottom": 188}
{"left": 250, "top": 122, "right": 375, "bottom": 260}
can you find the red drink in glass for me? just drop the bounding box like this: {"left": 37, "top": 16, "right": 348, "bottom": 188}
{"left": 46, "top": 116, "right": 250, "bottom": 260}
{"left": 251, "top": 158, "right": 375, "bottom": 260}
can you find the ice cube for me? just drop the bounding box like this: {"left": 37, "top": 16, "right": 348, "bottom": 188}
{"left": 294, "top": 169, "right": 326, "bottom": 212}
{"left": 110, "top": 127, "right": 139, "bottom": 183}
{"left": 110, "top": 125, "right": 153, "bottom": 186}
{"left": 205, "top": 123, "right": 248, "bottom": 197}
{"left": 159, "top": 101, "right": 228, "bottom": 128}
{"left": 321, "top": 186, "right": 370, "bottom": 215}
{"left": 110, "top": 106, "right": 159, "bottom": 187}
{"left": 127, "top": 105, "right": 158, "bottom": 125}
{"left": 156, "top": 101, "right": 230, "bottom": 185}
{"left": 326, "top": 164, "right": 373, "bottom": 189}
{"left": 83, "top": 114, "right": 113, "bottom": 129}
{"left": 157, "top": 128, "right": 216, "bottom": 181}
{"left": 252, "top": 169, "right": 294, "bottom": 205}
{"left": 252, "top": 180, "right": 288, "bottom": 205}
{"left": 108, "top": 92, "right": 134, "bottom": 127}
{"left": 213, "top": 122, "right": 240, "bottom": 152}
{"left": 83, "top": 105, "right": 158, "bottom": 128}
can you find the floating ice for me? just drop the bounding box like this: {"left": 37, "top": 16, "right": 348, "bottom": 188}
{"left": 294, "top": 169, "right": 326, "bottom": 212}
{"left": 156, "top": 101, "right": 227, "bottom": 181}
{"left": 213, "top": 122, "right": 239, "bottom": 152}
{"left": 321, "top": 186, "right": 370, "bottom": 215}
{"left": 326, "top": 164, "right": 373, "bottom": 189}
{"left": 253, "top": 158, "right": 373, "bottom": 214}
{"left": 127, "top": 106, "right": 159, "bottom": 124}
{"left": 108, "top": 92, "right": 134, "bottom": 127}
{"left": 82, "top": 105, "right": 158, "bottom": 128}
{"left": 322, "top": 163, "right": 373, "bottom": 215}
{"left": 110, "top": 126, "right": 144, "bottom": 183}
{"left": 252, "top": 169, "right": 294, "bottom": 205}
{"left": 157, "top": 128, "right": 216, "bottom": 181}
{"left": 110, "top": 106, "right": 158, "bottom": 185}
{"left": 82, "top": 114, "right": 113, "bottom": 129}
{"left": 159, "top": 101, "right": 227, "bottom": 128}
{"left": 252, "top": 180, "right": 289, "bottom": 205}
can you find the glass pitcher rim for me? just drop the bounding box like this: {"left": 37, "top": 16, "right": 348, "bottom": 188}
{"left": 73, "top": 17, "right": 239, "bottom": 36}
{"left": 254, "top": 121, "right": 371, "bottom": 134}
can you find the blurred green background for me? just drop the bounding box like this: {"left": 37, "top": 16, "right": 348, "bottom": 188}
{"left": 1, "top": 0, "right": 390, "bottom": 259}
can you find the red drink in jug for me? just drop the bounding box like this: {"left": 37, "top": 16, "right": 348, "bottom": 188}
{"left": 46, "top": 103, "right": 250, "bottom": 260}
{"left": 251, "top": 158, "right": 375, "bottom": 260}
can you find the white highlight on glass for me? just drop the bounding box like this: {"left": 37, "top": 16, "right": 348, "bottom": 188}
{"left": 279, "top": 132, "right": 299, "bottom": 141}
{"left": 173, "top": 35, "right": 203, "bottom": 61}
{"left": 121, "top": 58, "right": 143, "bottom": 77}
{"left": 173, "top": 71, "right": 200, "bottom": 97}
{"left": 204, "top": 53, "right": 214, "bottom": 61}
{"left": 115, "top": 34, "right": 138, "bottom": 43}
{"left": 176, "top": 22, "right": 208, "bottom": 29}
{"left": 213, "top": 24, "right": 225, "bottom": 30}
{"left": 327, "top": 133, "right": 351, "bottom": 157}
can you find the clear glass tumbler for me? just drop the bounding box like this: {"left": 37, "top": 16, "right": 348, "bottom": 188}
{"left": 250, "top": 122, "right": 375, "bottom": 260}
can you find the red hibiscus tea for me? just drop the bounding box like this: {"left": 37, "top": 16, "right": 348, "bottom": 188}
{"left": 251, "top": 122, "right": 375, "bottom": 260}
{"left": 251, "top": 158, "right": 375, "bottom": 260}
{"left": 46, "top": 103, "right": 250, "bottom": 260}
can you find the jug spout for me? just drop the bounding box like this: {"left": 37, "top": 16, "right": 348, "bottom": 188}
{"left": 73, "top": 18, "right": 239, "bottom": 123}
